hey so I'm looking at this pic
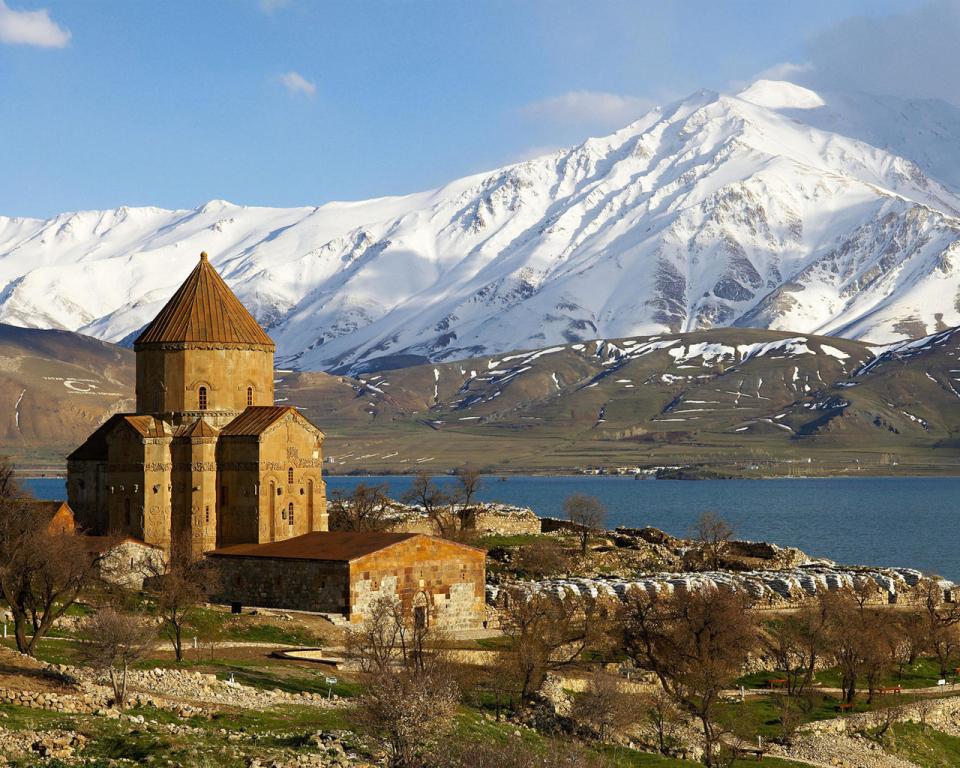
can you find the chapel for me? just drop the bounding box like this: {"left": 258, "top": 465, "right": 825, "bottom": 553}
{"left": 67, "top": 252, "right": 328, "bottom": 557}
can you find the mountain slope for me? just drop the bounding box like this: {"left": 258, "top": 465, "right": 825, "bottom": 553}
{"left": 0, "top": 324, "right": 133, "bottom": 462}
{"left": 4, "top": 81, "right": 960, "bottom": 372}
{"left": 5, "top": 323, "right": 958, "bottom": 475}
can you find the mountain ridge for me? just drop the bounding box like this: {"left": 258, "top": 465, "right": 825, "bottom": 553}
{"left": 5, "top": 81, "right": 960, "bottom": 373}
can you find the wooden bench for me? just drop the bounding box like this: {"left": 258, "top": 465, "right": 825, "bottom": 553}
{"left": 877, "top": 685, "right": 902, "bottom": 696}
{"left": 731, "top": 747, "right": 764, "bottom": 762}
{"left": 766, "top": 678, "right": 787, "bottom": 689}
{"left": 837, "top": 702, "right": 854, "bottom": 713}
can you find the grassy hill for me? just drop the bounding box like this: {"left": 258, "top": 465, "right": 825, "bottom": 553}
{"left": 4, "top": 323, "right": 960, "bottom": 476}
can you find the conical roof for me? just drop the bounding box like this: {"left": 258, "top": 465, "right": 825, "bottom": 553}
{"left": 135, "top": 252, "right": 274, "bottom": 348}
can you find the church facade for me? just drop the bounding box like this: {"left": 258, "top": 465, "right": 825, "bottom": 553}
{"left": 67, "top": 252, "right": 328, "bottom": 557}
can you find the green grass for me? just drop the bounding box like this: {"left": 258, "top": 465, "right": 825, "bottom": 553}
{"left": 885, "top": 722, "right": 960, "bottom": 767}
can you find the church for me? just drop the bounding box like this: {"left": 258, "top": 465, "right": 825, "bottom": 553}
{"left": 67, "top": 252, "right": 328, "bottom": 557}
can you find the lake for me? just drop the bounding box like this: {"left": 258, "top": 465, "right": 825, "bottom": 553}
{"left": 22, "top": 475, "right": 960, "bottom": 580}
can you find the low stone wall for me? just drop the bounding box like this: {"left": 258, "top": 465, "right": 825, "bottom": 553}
{"left": 489, "top": 564, "right": 942, "bottom": 610}
{"left": 336, "top": 501, "right": 541, "bottom": 536}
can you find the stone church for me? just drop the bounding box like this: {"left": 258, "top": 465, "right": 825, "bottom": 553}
{"left": 67, "top": 252, "right": 328, "bottom": 557}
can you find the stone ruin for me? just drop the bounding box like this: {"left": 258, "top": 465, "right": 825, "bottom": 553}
{"left": 487, "top": 565, "right": 956, "bottom": 609}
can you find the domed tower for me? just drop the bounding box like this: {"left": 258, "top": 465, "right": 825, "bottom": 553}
{"left": 134, "top": 252, "right": 274, "bottom": 428}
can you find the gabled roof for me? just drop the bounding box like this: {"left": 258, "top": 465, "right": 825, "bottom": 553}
{"left": 207, "top": 531, "right": 421, "bottom": 562}
{"left": 134, "top": 252, "right": 274, "bottom": 349}
{"left": 178, "top": 417, "right": 219, "bottom": 438}
{"left": 122, "top": 415, "right": 168, "bottom": 438}
{"left": 220, "top": 405, "right": 322, "bottom": 437}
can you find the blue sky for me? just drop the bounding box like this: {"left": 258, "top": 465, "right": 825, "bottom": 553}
{"left": 0, "top": 0, "right": 943, "bottom": 218}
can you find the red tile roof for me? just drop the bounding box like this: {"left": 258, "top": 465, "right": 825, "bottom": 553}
{"left": 134, "top": 252, "right": 274, "bottom": 349}
{"left": 220, "top": 405, "right": 297, "bottom": 436}
{"left": 207, "top": 531, "right": 422, "bottom": 561}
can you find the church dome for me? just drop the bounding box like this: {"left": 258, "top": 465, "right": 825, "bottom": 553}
{"left": 134, "top": 252, "right": 274, "bottom": 349}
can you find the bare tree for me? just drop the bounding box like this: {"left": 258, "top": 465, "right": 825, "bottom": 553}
{"left": 347, "top": 595, "right": 410, "bottom": 674}
{"left": 515, "top": 537, "right": 571, "bottom": 579}
{"left": 760, "top": 601, "right": 831, "bottom": 698}
{"left": 622, "top": 587, "right": 758, "bottom": 767}
{"left": 329, "top": 482, "right": 391, "bottom": 531}
{"left": 402, "top": 470, "right": 483, "bottom": 541}
{"left": 917, "top": 577, "right": 960, "bottom": 678}
{"left": 0, "top": 458, "right": 101, "bottom": 655}
{"left": 693, "top": 512, "right": 733, "bottom": 570}
{"left": 79, "top": 606, "right": 156, "bottom": 709}
{"left": 563, "top": 493, "right": 606, "bottom": 554}
{"left": 500, "top": 589, "right": 607, "bottom": 701}
{"left": 572, "top": 670, "right": 634, "bottom": 743}
{"left": 144, "top": 535, "right": 218, "bottom": 662}
{"left": 351, "top": 597, "right": 459, "bottom": 768}
{"left": 642, "top": 687, "right": 683, "bottom": 756}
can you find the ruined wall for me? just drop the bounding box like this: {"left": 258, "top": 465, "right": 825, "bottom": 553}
{"left": 379, "top": 503, "right": 541, "bottom": 537}
{"left": 208, "top": 556, "right": 349, "bottom": 613}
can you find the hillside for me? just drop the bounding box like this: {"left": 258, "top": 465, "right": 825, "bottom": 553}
{"left": 0, "top": 324, "right": 134, "bottom": 465}
{"left": 5, "top": 81, "right": 960, "bottom": 375}
{"left": 7, "top": 322, "right": 955, "bottom": 475}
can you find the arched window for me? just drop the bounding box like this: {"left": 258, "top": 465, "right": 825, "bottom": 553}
{"left": 288, "top": 466, "right": 294, "bottom": 484}
{"left": 288, "top": 502, "right": 294, "bottom": 526}
{"left": 198, "top": 386, "right": 207, "bottom": 410}
{"left": 247, "top": 387, "right": 253, "bottom": 406}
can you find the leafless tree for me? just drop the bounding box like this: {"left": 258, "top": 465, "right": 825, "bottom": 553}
{"left": 143, "top": 534, "right": 219, "bottom": 662}
{"left": 79, "top": 606, "right": 156, "bottom": 709}
{"left": 917, "top": 577, "right": 960, "bottom": 678}
{"left": 563, "top": 493, "right": 606, "bottom": 554}
{"left": 329, "top": 482, "right": 392, "bottom": 531}
{"left": 500, "top": 589, "right": 608, "bottom": 701}
{"left": 0, "top": 458, "right": 102, "bottom": 655}
{"left": 692, "top": 512, "right": 733, "bottom": 570}
{"left": 642, "top": 687, "right": 683, "bottom": 756}
{"left": 402, "top": 469, "right": 484, "bottom": 541}
{"left": 621, "top": 587, "right": 758, "bottom": 767}
{"left": 351, "top": 597, "right": 459, "bottom": 768}
{"left": 572, "top": 670, "right": 635, "bottom": 743}
{"left": 760, "top": 600, "right": 831, "bottom": 697}
{"left": 515, "top": 537, "right": 571, "bottom": 579}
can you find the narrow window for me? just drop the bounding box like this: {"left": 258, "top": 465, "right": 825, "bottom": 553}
{"left": 281, "top": 504, "right": 286, "bottom": 520}
{"left": 198, "top": 386, "right": 207, "bottom": 410}
{"left": 288, "top": 502, "right": 294, "bottom": 526}
{"left": 205, "top": 506, "right": 210, "bottom": 524}
{"left": 247, "top": 387, "right": 253, "bottom": 406}
{"left": 288, "top": 466, "right": 294, "bottom": 484}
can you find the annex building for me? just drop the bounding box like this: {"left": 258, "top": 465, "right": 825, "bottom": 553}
{"left": 208, "top": 531, "right": 487, "bottom": 629}
{"left": 67, "top": 252, "right": 329, "bottom": 557}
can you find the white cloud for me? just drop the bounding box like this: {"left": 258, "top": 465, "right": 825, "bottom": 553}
{"left": 753, "top": 61, "right": 814, "bottom": 83}
{"left": 520, "top": 90, "right": 655, "bottom": 129}
{"left": 0, "top": 0, "right": 70, "bottom": 48}
{"left": 279, "top": 70, "right": 316, "bottom": 97}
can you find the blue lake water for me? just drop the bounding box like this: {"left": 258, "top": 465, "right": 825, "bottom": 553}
{"left": 23, "top": 475, "right": 960, "bottom": 580}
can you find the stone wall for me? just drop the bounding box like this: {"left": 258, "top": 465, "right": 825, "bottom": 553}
{"left": 209, "top": 556, "right": 349, "bottom": 614}
{"left": 350, "top": 537, "right": 487, "bottom": 630}
{"left": 377, "top": 502, "right": 540, "bottom": 537}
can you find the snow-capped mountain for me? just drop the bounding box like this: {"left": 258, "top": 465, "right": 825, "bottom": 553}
{"left": 4, "top": 80, "right": 960, "bottom": 373}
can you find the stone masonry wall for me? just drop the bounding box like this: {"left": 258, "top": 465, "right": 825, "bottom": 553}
{"left": 350, "top": 538, "right": 487, "bottom": 630}
{"left": 209, "top": 556, "right": 349, "bottom": 614}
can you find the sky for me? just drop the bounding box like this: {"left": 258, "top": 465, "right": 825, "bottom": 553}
{"left": 2, "top": 0, "right": 956, "bottom": 219}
